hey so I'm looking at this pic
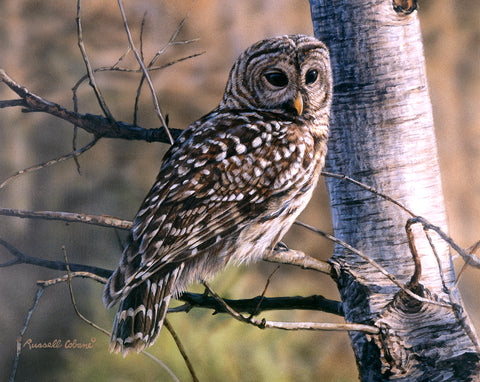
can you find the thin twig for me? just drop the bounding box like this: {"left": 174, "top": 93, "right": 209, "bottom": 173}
{"left": 72, "top": 128, "right": 81, "bottom": 174}
{"left": 37, "top": 267, "right": 179, "bottom": 380}
{"left": 248, "top": 266, "right": 279, "bottom": 319}
{"left": 423, "top": 227, "right": 448, "bottom": 290}
{"left": 133, "top": 4, "right": 197, "bottom": 126}
{"left": 140, "top": 11, "right": 147, "bottom": 62}
{"left": 0, "top": 137, "right": 98, "bottom": 190}
{"left": 321, "top": 171, "right": 416, "bottom": 216}
{"left": 37, "top": 272, "right": 108, "bottom": 287}
{"left": 72, "top": 53, "right": 204, "bottom": 96}
{"left": 76, "top": 0, "right": 114, "bottom": 121}
{"left": 71, "top": 46, "right": 131, "bottom": 110}
{"left": 294, "top": 220, "right": 451, "bottom": 309}
{"left": 140, "top": 351, "right": 180, "bottom": 382}
{"left": 61, "top": 252, "right": 180, "bottom": 380}
{"left": 9, "top": 286, "right": 45, "bottom": 382}
{"left": 63, "top": 246, "right": 110, "bottom": 335}
{"left": 256, "top": 320, "right": 379, "bottom": 333}
{"left": 72, "top": 45, "right": 82, "bottom": 174}
{"left": 117, "top": 0, "right": 173, "bottom": 144}
{"left": 455, "top": 241, "right": 480, "bottom": 287}
{"left": 164, "top": 319, "right": 199, "bottom": 382}
{"left": 410, "top": 216, "right": 480, "bottom": 268}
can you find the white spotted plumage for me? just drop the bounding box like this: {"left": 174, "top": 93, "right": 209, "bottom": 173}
{"left": 103, "top": 34, "right": 332, "bottom": 355}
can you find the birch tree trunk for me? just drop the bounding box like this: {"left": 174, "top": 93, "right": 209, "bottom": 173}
{"left": 309, "top": 1, "right": 480, "bottom": 379}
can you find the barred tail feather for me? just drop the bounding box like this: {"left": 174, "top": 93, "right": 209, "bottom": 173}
{"left": 108, "top": 269, "right": 180, "bottom": 356}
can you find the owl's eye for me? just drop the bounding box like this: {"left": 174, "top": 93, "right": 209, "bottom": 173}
{"left": 264, "top": 70, "right": 289, "bottom": 88}
{"left": 305, "top": 69, "right": 319, "bottom": 85}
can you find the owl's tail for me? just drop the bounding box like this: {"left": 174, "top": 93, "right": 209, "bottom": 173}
{"left": 106, "top": 269, "right": 180, "bottom": 356}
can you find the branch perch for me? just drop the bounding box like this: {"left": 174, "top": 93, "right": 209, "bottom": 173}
{"left": 202, "top": 281, "right": 378, "bottom": 334}
{"left": 174, "top": 293, "right": 343, "bottom": 317}
{"left": 0, "top": 238, "right": 342, "bottom": 317}
{"left": 264, "top": 246, "right": 332, "bottom": 275}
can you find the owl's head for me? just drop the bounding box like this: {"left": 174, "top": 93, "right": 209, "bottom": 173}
{"left": 220, "top": 35, "right": 332, "bottom": 119}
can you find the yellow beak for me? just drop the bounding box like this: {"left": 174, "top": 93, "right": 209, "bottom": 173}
{"left": 294, "top": 92, "right": 304, "bottom": 115}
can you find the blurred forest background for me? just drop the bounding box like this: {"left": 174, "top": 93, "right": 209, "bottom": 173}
{"left": 0, "top": 1, "right": 479, "bottom": 381}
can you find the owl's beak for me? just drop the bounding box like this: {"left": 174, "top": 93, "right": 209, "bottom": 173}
{"left": 294, "top": 93, "right": 304, "bottom": 115}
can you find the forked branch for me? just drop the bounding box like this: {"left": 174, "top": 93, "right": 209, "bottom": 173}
{"left": 0, "top": 237, "right": 341, "bottom": 316}
{"left": 201, "top": 281, "right": 378, "bottom": 334}
{"left": 0, "top": 69, "right": 182, "bottom": 143}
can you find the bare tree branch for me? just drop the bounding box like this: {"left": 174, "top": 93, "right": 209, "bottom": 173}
{"left": 0, "top": 238, "right": 343, "bottom": 316}
{"left": 28, "top": 270, "right": 181, "bottom": 381}
{"left": 117, "top": 0, "right": 173, "bottom": 144}
{"left": 2, "top": 203, "right": 470, "bottom": 312}
{"left": 405, "top": 218, "right": 422, "bottom": 288}
{"left": 248, "top": 266, "right": 279, "bottom": 319}
{"left": 0, "top": 208, "right": 335, "bottom": 275}
{"left": 71, "top": 53, "right": 204, "bottom": 99}
{"left": 201, "top": 281, "right": 378, "bottom": 334}
{"left": 0, "top": 208, "right": 132, "bottom": 230}
{"left": 0, "top": 99, "right": 27, "bottom": 108}
{"left": 133, "top": 4, "right": 198, "bottom": 126}
{"left": 9, "top": 287, "right": 44, "bottom": 382}
{"left": 38, "top": 272, "right": 108, "bottom": 287}
{"left": 174, "top": 292, "right": 343, "bottom": 317}
{"left": 0, "top": 69, "right": 182, "bottom": 143}
{"left": 295, "top": 220, "right": 452, "bottom": 308}
{"left": 4, "top": 204, "right": 475, "bottom": 302}
{"left": 76, "top": 0, "right": 114, "bottom": 122}
{"left": 0, "top": 239, "right": 113, "bottom": 279}
{"left": 264, "top": 245, "right": 332, "bottom": 275}
{"left": 410, "top": 216, "right": 480, "bottom": 268}
{"left": 456, "top": 241, "right": 480, "bottom": 286}
{"left": 164, "top": 319, "right": 199, "bottom": 382}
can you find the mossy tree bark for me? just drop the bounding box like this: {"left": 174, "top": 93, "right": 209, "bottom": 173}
{"left": 309, "top": 1, "right": 480, "bottom": 379}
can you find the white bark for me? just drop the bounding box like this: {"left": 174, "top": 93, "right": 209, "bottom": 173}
{"left": 309, "top": 1, "right": 480, "bottom": 379}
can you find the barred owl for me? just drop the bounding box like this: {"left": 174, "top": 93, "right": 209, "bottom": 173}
{"left": 103, "top": 34, "right": 332, "bottom": 355}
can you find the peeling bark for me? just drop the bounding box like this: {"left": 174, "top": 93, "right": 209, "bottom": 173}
{"left": 309, "top": 0, "right": 480, "bottom": 379}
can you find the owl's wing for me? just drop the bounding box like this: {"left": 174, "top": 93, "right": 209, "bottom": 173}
{"left": 106, "top": 110, "right": 315, "bottom": 304}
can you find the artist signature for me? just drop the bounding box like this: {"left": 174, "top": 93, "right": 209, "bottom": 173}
{"left": 23, "top": 337, "right": 96, "bottom": 350}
